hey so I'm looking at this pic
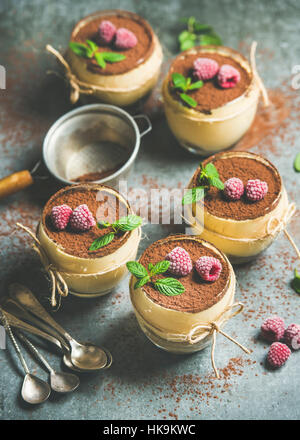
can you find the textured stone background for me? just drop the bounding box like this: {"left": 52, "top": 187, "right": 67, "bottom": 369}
{"left": 0, "top": 0, "right": 300, "bottom": 420}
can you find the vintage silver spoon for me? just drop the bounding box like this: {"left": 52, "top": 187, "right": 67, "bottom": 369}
{"left": 2, "top": 303, "right": 112, "bottom": 372}
{"left": 9, "top": 284, "right": 109, "bottom": 370}
{"left": 16, "top": 330, "right": 80, "bottom": 393}
{"left": 0, "top": 308, "right": 51, "bottom": 404}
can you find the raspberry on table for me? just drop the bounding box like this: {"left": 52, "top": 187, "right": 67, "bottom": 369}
{"left": 69, "top": 204, "right": 96, "bottom": 232}
{"left": 246, "top": 179, "right": 268, "bottom": 201}
{"left": 51, "top": 204, "right": 73, "bottom": 230}
{"left": 98, "top": 20, "right": 116, "bottom": 45}
{"left": 193, "top": 57, "right": 219, "bottom": 81}
{"left": 284, "top": 323, "right": 300, "bottom": 350}
{"left": 217, "top": 64, "right": 241, "bottom": 88}
{"left": 224, "top": 177, "right": 244, "bottom": 200}
{"left": 267, "top": 342, "right": 291, "bottom": 368}
{"left": 261, "top": 316, "right": 285, "bottom": 342}
{"left": 165, "top": 246, "right": 193, "bottom": 276}
{"left": 195, "top": 256, "right": 222, "bottom": 282}
{"left": 114, "top": 28, "right": 137, "bottom": 50}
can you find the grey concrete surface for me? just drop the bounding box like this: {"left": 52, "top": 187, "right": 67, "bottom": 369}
{"left": 0, "top": 0, "right": 300, "bottom": 420}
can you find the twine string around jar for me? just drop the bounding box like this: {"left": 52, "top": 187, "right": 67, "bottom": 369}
{"left": 16, "top": 223, "right": 69, "bottom": 309}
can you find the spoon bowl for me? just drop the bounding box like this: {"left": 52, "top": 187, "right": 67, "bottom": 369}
{"left": 50, "top": 371, "right": 80, "bottom": 393}
{"left": 21, "top": 373, "right": 51, "bottom": 405}
{"left": 69, "top": 340, "right": 108, "bottom": 370}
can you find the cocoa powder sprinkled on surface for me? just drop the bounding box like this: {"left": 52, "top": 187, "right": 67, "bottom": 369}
{"left": 139, "top": 236, "right": 230, "bottom": 313}
{"left": 168, "top": 49, "right": 251, "bottom": 113}
{"left": 42, "top": 184, "right": 130, "bottom": 258}
{"left": 72, "top": 12, "right": 154, "bottom": 76}
{"left": 192, "top": 152, "right": 281, "bottom": 220}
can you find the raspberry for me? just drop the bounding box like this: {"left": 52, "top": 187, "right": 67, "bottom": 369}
{"left": 98, "top": 20, "right": 116, "bottom": 45}
{"left": 114, "top": 28, "right": 137, "bottom": 50}
{"left": 195, "top": 256, "right": 222, "bottom": 282}
{"left": 246, "top": 179, "right": 268, "bottom": 201}
{"left": 284, "top": 324, "right": 300, "bottom": 350}
{"left": 261, "top": 316, "right": 285, "bottom": 342}
{"left": 224, "top": 177, "right": 244, "bottom": 200}
{"left": 267, "top": 342, "right": 291, "bottom": 368}
{"left": 165, "top": 247, "right": 192, "bottom": 277}
{"left": 69, "top": 204, "right": 96, "bottom": 232}
{"left": 193, "top": 57, "right": 219, "bottom": 81}
{"left": 217, "top": 64, "right": 241, "bottom": 88}
{"left": 51, "top": 204, "right": 72, "bottom": 231}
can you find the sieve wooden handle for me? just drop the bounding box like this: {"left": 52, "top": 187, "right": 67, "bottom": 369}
{"left": 0, "top": 170, "right": 34, "bottom": 200}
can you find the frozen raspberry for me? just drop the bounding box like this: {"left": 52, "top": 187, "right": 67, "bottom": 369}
{"left": 193, "top": 57, "right": 219, "bottom": 81}
{"left": 261, "top": 316, "right": 285, "bottom": 342}
{"left": 165, "top": 247, "right": 192, "bottom": 277}
{"left": 246, "top": 179, "right": 268, "bottom": 201}
{"left": 51, "top": 204, "right": 72, "bottom": 231}
{"left": 98, "top": 20, "right": 116, "bottom": 45}
{"left": 69, "top": 204, "right": 96, "bottom": 232}
{"left": 224, "top": 177, "right": 244, "bottom": 200}
{"left": 267, "top": 342, "right": 291, "bottom": 368}
{"left": 114, "top": 28, "right": 137, "bottom": 50}
{"left": 284, "top": 324, "right": 300, "bottom": 350}
{"left": 217, "top": 64, "right": 241, "bottom": 88}
{"left": 195, "top": 256, "right": 222, "bottom": 282}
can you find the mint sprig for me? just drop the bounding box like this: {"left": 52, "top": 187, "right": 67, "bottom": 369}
{"left": 182, "top": 162, "right": 224, "bottom": 205}
{"left": 291, "top": 269, "right": 300, "bottom": 294}
{"left": 89, "top": 214, "right": 142, "bottom": 251}
{"left": 294, "top": 153, "right": 300, "bottom": 172}
{"left": 127, "top": 260, "right": 185, "bottom": 296}
{"left": 171, "top": 73, "right": 203, "bottom": 108}
{"left": 69, "top": 40, "right": 126, "bottom": 69}
{"left": 178, "top": 16, "right": 222, "bottom": 52}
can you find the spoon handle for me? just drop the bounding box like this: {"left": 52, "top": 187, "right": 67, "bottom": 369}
{"left": 9, "top": 283, "right": 72, "bottom": 342}
{"left": 15, "top": 330, "right": 53, "bottom": 374}
{"left": 0, "top": 308, "right": 30, "bottom": 375}
{"left": 0, "top": 308, "right": 63, "bottom": 351}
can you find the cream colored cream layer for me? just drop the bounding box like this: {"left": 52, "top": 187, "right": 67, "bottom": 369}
{"left": 162, "top": 47, "right": 260, "bottom": 155}
{"left": 37, "top": 223, "right": 141, "bottom": 295}
{"left": 130, "top": 240, "right": 235, "bottom": 350}
{"left": 66, "top": 35, "right": 163, "bottom": 107}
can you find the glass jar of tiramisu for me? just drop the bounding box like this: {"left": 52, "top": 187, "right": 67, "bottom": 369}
{"left": 129, "top": 235, "right": 236, "bottom": 353}
{"left": 162, "top": 46, "right": 260, "bottom": 156}
{"left": 185, "top": 151, "right": 291, "bottom": 264}
{"left": 37, "top": 184, "right": 141, "bottom": 297}
{"left": 66, "top": 9, "right": 163, "bottom": 107}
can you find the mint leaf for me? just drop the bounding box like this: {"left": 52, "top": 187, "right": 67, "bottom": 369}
{"left": 200, "top": 33, "right": 222, "bottom": 46}
{"left": 101, "top": 52, "right": 126, "bottom": 62}
{"left": 172, "top": 73, "right": 187, "bottom": 91}
{"left": 178, "top": 30, "right": 195, "bottom": 43}
{"left": 148, "top": 263, "right": 154, "bottom": 271}
{"left": 209, "top": 176, "right": 224, "bottom": 190}
{"left": 294, "top": 153, "right": 300, "bottom": 172}
{"left": 154, "top": 278, "right": 185, "bottom": 296}
{"left": 182, "top": 187, "right": 205, "bottom": 205}
{"left": 69, "top": 42, "right": 90, "bottom": 58}
{"left": 89, "top": 232, "right": 115, "bottom": 251}
{"left": 193, "top": 23, "right": 213, "bottom": 33}
{"left": 188, "top": 80, "right": 203, "bottom": 90}
{"left": 204, "top": 162, "right": 219, "bottom": 178}
{"left": 94, "top": 52, "right": 106, "bottom": 68}
{"left": 126, "top": 261, "right": 148, "bottom": 279}
{"left": 97, "top": 221, "right": 111, "bottom": 229}
{"left": 150, "top": 260, "right": 170, "bottom": 276}
{"left": 114, "top": 214, "right": 142, "bottom": 232}
{"left": 180, "top": 39, "right": 195, "bottom": 51}
{"left": 180, "top": 93, "right": 197, "bottom": 107}
{"left": 86, "top": 39, "right": 98, "bottom": 53}
{"left": 134, "top": 275, "right": 150, "bottom": 289}
{"left": 292, "top": 277, "right": 300, "bottom": 294}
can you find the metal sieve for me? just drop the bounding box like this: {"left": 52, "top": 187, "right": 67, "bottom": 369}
{"left": 43, "top": 104, "right": 152, "bottom": 187}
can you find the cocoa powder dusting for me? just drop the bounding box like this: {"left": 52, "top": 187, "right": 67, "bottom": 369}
{"left": 139, "top": 236, "right": 230, "bottom": 313}
{"left": 168, "top": 50, "right": 251, "bottom": 112}
{"left": 73, "top": 162, "right": 126, "bottom": 183}
{"left": 72, "top": 12, "right": 154, "bottom": 75}
{"left": 192, "top": 152, "right": 281, "bottom": 220}
{"left": 42, "top": 185, "right": 130, "bottom": 258}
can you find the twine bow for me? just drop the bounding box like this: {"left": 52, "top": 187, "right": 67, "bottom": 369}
{"left": 187, "top": 302, "right": 250, "bottom": 379}
{"left": 16, "top": 223, "right": 68, "bottom": 308}
{"left": 46, "top": 44, "right": 95, "bottom": 104}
